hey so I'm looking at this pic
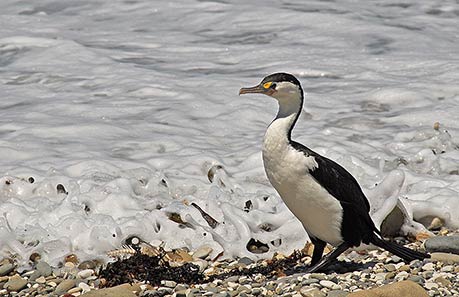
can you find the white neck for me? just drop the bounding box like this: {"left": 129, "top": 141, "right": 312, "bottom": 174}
{"left": 270, "top": 92, "right": 303, "bottom": 140}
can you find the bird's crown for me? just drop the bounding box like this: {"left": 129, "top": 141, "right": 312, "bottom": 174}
{"left": 261, "top": 72, "right": 301, "bottom": 87}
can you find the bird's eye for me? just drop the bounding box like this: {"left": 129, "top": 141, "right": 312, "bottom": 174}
{"left": 263, "top": 82, "right": 276, "bottom": 89}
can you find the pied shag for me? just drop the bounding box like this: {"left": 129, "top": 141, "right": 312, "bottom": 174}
{"left": 239, "top": 72, "right": 429, "bottom": 272}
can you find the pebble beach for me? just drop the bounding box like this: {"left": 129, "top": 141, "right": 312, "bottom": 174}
{"left": 2, "top": 230, "right": 459, "bottom": 297}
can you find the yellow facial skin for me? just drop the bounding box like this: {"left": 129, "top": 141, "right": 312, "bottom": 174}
{"left": 263, "top": 82, "right": 273, "bottom": 89}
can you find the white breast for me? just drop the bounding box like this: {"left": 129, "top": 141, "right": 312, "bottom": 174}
{"left": 262, "top": 115, "right": 344, "bottom": 246}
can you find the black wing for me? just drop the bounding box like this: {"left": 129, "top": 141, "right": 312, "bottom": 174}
{"left": 290, "top": 141, "right": 378, "bottom": 246}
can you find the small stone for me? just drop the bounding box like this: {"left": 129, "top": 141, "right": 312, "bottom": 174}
{"left": 0, "top": 263, "right": 15, "bottom": 276}
{"left": 174, "top": 284, "right": 189, "bottom": 291}
{"left": 78, "top": 269, "right": 94, "bottom": 279}
{"left": 425, "top": 236, "right": 459, "bottom": 254}
{"left": 374, "top": 273, "right": 386, "bottom": 282}
{"left": 385, "top": 264, "right": 396, "bottom": 272}
{"left": 65, "top": 254, "right": 79, "bottom": 264}
{"left": 410, "top": 259, "right": 423, "bottom": 268}
{"left": 434, "top": 276, "right": 452, "bottom": 287}
{"left": 399, "top": 265, "right": 411, "bottom": 272}
{"left": 238, "top": 276, "right": 249, "bottom": 284}
{"left": 78, "top": 260, "right": 98, "bottom": 270}
{"left": 422, "top": 262, "right": 435, "bottom": 271}
{"left": 36, "top": 261, "right": 52, "bottom": 277}
{"left": 161, "top": 280, "right": 177, "bottom": 288}
{"left": 430, "top": 252, "right": 459, "bottom": 263}
{"left": 193, "top": 245, "right": 213, "bottom": 260}
{"left": 55, "top": 279, "right": 76, "bottom": 294}
{"left": 79, "top": 282, "right": 91, "bottom": 293}
{"left": 319, "top": 280, "right": 340, "bottom": 290}
{"left": 226, "top": 281, "right": 238, "bottom": 289}
{"left": 385, "top": 272, "right": 396, "bottom": 280}
{"left": 64, "top": 261, "right": 76, "bottom": 269}
{"left": 327, "top": 290, "right": 349, "bottom": 297}
{"left": 252, "top": 288, "right": 262, "bottom": 295}
{"left": 77, "top": 286, "right": 137, "bottom": 296}
{"left": 391, "top": 255, "right": 402, "bottom": 262}
{"left": 225, "top": 275, "right": 240, "bottom": 283}
{"left": 4, "top": 275, "right": 28, "bottom": 292}
{"left": 28, "top": 270, "right": 42, "bottom": 281}
{"left": 348, "top": 280, "right": 428, "bottom": 297}
{"left": 238, "top": 257, "right": 254, "bottom": 266}
{"left": 408, "top": 275, "right": 424, "bottom": 284}
{"left": 302, "top": 278, "right": 319, "bottom": 285}
{"left": 394, "top": 271, "right": 409, "bottom": 281}
{"left": 29, "top": 253, "right": 41, "bottom": 263}
{"left": 424, "top": 282, "right": 438, "bottom": 290}
{"left": 299, "top": 287, "right": 326, "bottom": 297}
{"left": 116, "top": 283, "right": 143, "bottom": 293}
{"left": 175, "top": 289, "right": 193, "bottom": 297}
{"left": 69, "top": 286, "right": 83, "bottom": 294}
{"left": 440, "top": 265, "right": 453, "bottom": 272}
{"left": 422, "top": 271, "right": 433, "bottom": 279}
{"left": 308, "top": 273, "right": 327, "bottom": 280}
{"left": 427, "top": 217, "right": 443, "bottom": 230}
{"left": 35, "top": 276, "right": 46, "bottom": 284}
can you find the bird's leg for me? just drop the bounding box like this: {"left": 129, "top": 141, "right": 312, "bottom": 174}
{"left": 305, "top": 242, "right": 350, "bottom": 273}
{"left": 309, "top": 237, "right": 326, "bottom": 266}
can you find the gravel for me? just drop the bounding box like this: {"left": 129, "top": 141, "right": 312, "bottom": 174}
{"left": 1, "top": 229, "right": 459, "bottom": 296}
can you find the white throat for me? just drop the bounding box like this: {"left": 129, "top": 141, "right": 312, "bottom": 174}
{"left": 262, "top": 91, "right": 302, "bottom": 170}
{"left": 271, "top": 81, "right": 303, "bottom": 121}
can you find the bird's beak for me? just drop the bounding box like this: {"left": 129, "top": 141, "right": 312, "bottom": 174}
{"left": 239, "top": 84, "right": 265, "bottom": 95}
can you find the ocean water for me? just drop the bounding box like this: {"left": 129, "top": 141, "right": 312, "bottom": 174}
{"left": 1, "top": 0, "right": 458, "bottom": 266}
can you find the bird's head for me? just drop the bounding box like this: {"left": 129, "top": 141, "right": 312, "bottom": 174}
{"left": 239, "top": 72, "right": 304, "bottom": 103}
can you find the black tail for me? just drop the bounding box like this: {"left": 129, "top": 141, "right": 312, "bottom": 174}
{"left": 370, "top": 234, "right": 430, "bottom": 262}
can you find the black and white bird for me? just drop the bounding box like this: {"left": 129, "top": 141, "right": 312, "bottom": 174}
{"left": 239, "top": 72, "right": 429, "bottom": 272}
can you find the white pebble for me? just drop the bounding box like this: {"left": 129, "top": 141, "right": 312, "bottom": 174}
{"left": 192, "top": 245, "right": 213, "bottom": 260}
{"left": 77, "top": 269, "right": 94, "bottom": 279}
{"left": 227, "top": 281, "right": 239, "bottom": 289}
{"left": 319, "top": 280, "right": 340, "bottom": 290}
{"left": 64, "top": 262, "right": 75, "bottom": 269}
{"left": 425, "top": 282, "right": 439, "bottom": 290}
{"left": 68, "top": 287, "right": 82, "bottom": 294}
{"left": 239, "top": 276, "right": 249, "bottom": 284}
{"left": 374, "top": 273, "right": 386, "bottom": 282}
{"left": 441, "top": 265, "right": 453, "bottom": 272}
{"left": 161, "top": 280, "right": 177, "bottom": 288}
{"left": 394, "top": 271, "right": 409, "bottom": 281}
{"left": 422, "top": 262, "right": 435, "bottom": 271}
{"left": 78, "top": 282, "right": 91, "bottom": 293}
{"left": 35, "top": 276, "right": 46, "bottom": 284}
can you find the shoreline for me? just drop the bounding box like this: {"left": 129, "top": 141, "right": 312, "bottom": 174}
{"left": 1, "top": 230, "right": 459, "bottom": 296}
